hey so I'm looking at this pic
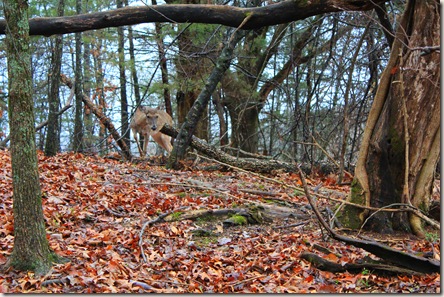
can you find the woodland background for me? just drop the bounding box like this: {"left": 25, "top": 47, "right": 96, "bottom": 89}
{"left": 0, "top": 0, "right": 392, "bottom": 166}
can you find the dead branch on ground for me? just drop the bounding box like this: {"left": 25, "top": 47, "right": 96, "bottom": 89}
{"left": 297, "top": 166, "right": 440, "bottom": 274}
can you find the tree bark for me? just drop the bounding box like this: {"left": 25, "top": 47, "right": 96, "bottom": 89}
{"left": 174, "top": 3, "right": 212, "bottom": 141}
{"left": 0, "top": 0, "right": 387, "bottom": 36}
{"left": 83, "top": 36, "right": 95, "bottom": 151}
{"left": 3, "top": 0, "right": 64, "bottom": 275}
{"left": 162, "top": 123, "right": 309, "bottom": 174}
{"left": 340, "top": 0, "right": 440, "bottom": 237}
{"left": 152, "top": 0, "right": 172, "bottom": 116}
{"left": 44, "top": 0, "right": 64, "bottom": 157}
{"left": 72, "top": 0, "right": 84, "bottom": 152}
{"left": 117, "top": 0, "right": 130, "bottom": 149}
{"left": 338, "top": 23, "right": 369, "bottom": 183}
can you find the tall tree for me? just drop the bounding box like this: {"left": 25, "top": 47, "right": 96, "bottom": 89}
{"left": 3, "top": 0, "right": 65, "bottom": 275}
{"left": 72, "top": 0, "right": 84, "bottom": 151}
{"left": 44, "top": 0, "right": 64, "bottom": 156}
{"left": 91, "top": 36, "right": 107, "bottom": 154}
{"left": 152, "top": 0, "right": 172, "bottom": 116}
{"left": 167, "top": 0, "right": 222, "bottom": 141}
{"left": 117, "top": 0, "right": 130, "bottom": 149}
{"left": 340, "top": 0, "right": 440, "bottom": 237}
{"left": 83, "top": 34, "right": 95, "bottom": 151}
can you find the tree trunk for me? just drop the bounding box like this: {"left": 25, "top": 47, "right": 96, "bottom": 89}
{"left": 117, "top": 0, "right": 130, "bottom": 149}
{"left": 226, "top": 101, "right": 260, "bottom": 155}
{"left": 211, "top": 89, "right": 229, "bottom": 146}
{"left": 72, "top": 0, "right": 84, "bottom": 152}
{"left": 152, "top": 0, "right": 172, "bottom": 117}
{"left": 44, "top": 0, "right": 64, "bottom": 157}
{"left": 126, "top": 0, "right": 141, "bottom": 107}
{"left": 83, "top": 37, "right": 95, "bottom": 152}
{"left": 3, "top": 1, "right": 386, "bottom": 36}
{"left": 174, "top": 15, "right": 210, "bottom": 141}
{"left": 92, "top": 38, "right": 107, "bottom": 154}
{"left": 340, "top": 0, "right": 440, "bottom": 237}
{"left": 338, "top": 23, "right": 369, "bottom": 183}
{"left": 3, "top": 0, "right": 64, "bottom": 275}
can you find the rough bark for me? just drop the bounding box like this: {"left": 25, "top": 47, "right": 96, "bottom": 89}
{"left": 152, "top": 0, "right": 172, "bottom": 116}
{"left": 174, "top": 2, "right": 212, "bottom": 142}
{"left": 3, "top": 0, "right": 65, "bottom": 275}
{"left": 117, "top": 0, "right": 130, "bottom": 149}
{"left": 72, "top": 0, "right": 84, "bottom": 152}
{"left": 44, "top": 0, "right": 64, "bottom": 157}
{"left": 0, "top": 0, "right": 387, "bottom": 36}
{"left": 340, "top": 0, "right": 440, "bottom": 237}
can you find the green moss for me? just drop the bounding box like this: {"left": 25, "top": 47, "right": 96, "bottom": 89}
{"left": 196, "top": 214, "right": 218, "bottom": 224}
{"left": 293, "top": 189, "right": 305, "bottom": 196}
{"left": 171, "top": 211, "right": 183, "bottom": 220}
{"left": 229, "top": 214, "right": 247, "bottom": 225}
{"left": 337, "top": 178, "right": 365, "bottom": 229}
{"left": 9, "top": 250, "right": 68, "bottom": 276}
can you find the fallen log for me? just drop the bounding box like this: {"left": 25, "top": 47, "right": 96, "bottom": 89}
{"left": 300, "top": 252, "right": 423, "bottom": 276}
{"left": 160, "top": 124, "right": 310, "bottom": 174}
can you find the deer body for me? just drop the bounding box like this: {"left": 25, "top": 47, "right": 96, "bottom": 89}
{"left": 130, "top": 106, "right": 173, "bottom": 157}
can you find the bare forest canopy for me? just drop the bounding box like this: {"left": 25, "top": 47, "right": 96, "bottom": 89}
{"left": 0, "top": 0, "right": 387, "bottom": 36}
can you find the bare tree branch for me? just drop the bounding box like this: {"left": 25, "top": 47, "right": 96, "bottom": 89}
{"left": 0, "top": 0, "right": 387, "bottom": 36}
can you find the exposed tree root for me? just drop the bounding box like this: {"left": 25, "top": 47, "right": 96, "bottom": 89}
{"left": 300, "top": 252, "right": 423, "bottom": 276}
{"left": 297, "top": 167, "right": 440, "bottom": 275}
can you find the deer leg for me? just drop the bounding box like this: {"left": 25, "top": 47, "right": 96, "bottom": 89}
{"left": 133, "top": 129, "right": 144, "bottom": 157}
{"left": 142, "top": 134, "right": 149, "bottom": 157}
{"left": 151, "top": 132, "right": 173, "bottom": 153}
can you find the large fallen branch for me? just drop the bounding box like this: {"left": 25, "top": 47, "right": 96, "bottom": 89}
{"left": 297, "top": 167, "right": 440, "bottom": 274}
{"left": 0, "top": 1, "right": 386, "bottom": 36}
{"left": 161, "top": 124, "right": 309, "bottom": 174}
{"left": 300, "top": 252, "right": 423, "bottom": 276}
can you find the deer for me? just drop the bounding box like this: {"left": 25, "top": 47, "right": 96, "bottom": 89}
{"left": 130, "top": 106, "right": 173, "bottom": 157}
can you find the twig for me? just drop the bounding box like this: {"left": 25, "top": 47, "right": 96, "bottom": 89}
{"left": 130, "top": 280, "right": 161, "bottom": 292}
{"left": 41, "top": 278, "right": 69, "bottom": 287}
{"left": 273, "top": 221, "right": 307, "bottom": 230}
{"left": 222, "top": 275, "right": 264, "bottom": 291}
{"left": 138, "top": 207, "right": 187, "bottom": 263}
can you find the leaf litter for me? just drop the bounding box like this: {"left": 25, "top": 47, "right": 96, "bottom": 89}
{"left": 0, "top": 150, "right": 440, "bottom": 293}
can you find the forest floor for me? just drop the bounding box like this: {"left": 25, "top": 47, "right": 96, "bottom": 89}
{"left": 0, "top": 150, "right": 440, "bottom": 293}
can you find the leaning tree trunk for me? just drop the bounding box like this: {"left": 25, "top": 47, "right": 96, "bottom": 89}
{"left": 167, "top": 29, "right": 245, "bottom": 169}
{"left": 3, "top": 0, "right": 65, "bottom": 275}
{"left": 340, "top": 0, "right": 440, "bottom": 237}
